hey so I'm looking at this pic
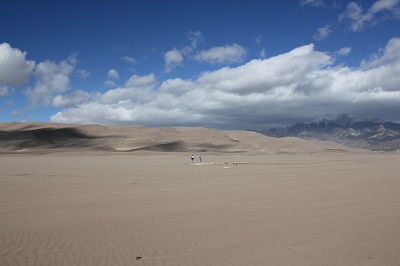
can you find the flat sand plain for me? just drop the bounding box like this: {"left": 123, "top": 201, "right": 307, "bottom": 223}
{"left": 1, "top": 152, "right": 400, "bottom": 266}
{"left": 1, "top": 123, "right": 400, "bottom": 265}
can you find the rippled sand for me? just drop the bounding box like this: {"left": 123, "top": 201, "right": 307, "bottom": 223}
{"left": 1, "top": 152, "right": 400, "bottom": 265}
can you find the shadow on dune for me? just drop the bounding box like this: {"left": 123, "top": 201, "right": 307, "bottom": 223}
{"left": 0, "top": 128, "right": 104, "bottom": 153}
{"left": 126, "top": 141, "right": 238, "bottom": 153}
{"left": 1, "top": 127, "right": 94, "bottom": 142}
{"left": 30, "top": 128, "right": 94, "bottom": 143}
{"left": 128, "top": 141, "right": 188, "bottom": 152}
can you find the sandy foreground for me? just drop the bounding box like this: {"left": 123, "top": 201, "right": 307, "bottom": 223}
{"left": 1, "top": 151, "right": 400, "bottom": 266}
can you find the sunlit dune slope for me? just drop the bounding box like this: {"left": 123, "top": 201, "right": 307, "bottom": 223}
{"left": 0, "top": 122, "right": 356, "bottom": 154}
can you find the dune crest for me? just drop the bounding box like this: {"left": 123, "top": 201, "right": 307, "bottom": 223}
{"left": 0, "top": 122, "right": 356, "bottom": 154}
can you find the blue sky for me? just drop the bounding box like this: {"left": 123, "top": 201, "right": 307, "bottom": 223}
{"left": 1, "top": 0, "right": 400, "bottom": 129}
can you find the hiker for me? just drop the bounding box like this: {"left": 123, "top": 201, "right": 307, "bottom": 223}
{"left": 191, "top": 155, "right": 194, "bottom": 163}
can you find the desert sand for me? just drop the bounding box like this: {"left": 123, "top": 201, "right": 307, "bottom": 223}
{"left": 1, "top": 123, "right": 400, "bottom": 265}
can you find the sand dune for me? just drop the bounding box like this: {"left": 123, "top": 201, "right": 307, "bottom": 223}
{"left": 0, "top": 122, "right": 354, "bottom": 154}
{"left": 1, "top": 123, "right": 399, "bottom": 265}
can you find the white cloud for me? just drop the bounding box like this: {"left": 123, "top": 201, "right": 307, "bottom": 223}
{"left": 187, "top": 31, "right": 203, "bottom": 47}
{"left": 76, "top": 69, "right": 90, "bottom": 80}
{"left": 196, "top": 44, "right": 331, "bottom": 95}
{"left": 164, "top": 48, "right": 184, "bottom": 73}
{"left": 107, "top": 69, "right": 119, "bottom": 79}
{"left": 98, "top": 87, "right": 153, "bottom": 106}
{"left": 182, "top": 31, "right": 204, "bottom": 55}
{"left": 157, "top": 78, "right": 195, "bottom": 102}
{"left": 370, "top": 0, "right": 400, "bottom": 14}
{"left": 11, "top": 109, "right": 23, "bottom": 116}
{"left": 260, "top": 48, "right": 267, "bottom": 59}
{"left": 194, "top": 44, "right": 247, "bottom": 65}
{"left": 51, "top": 38, "right": 400, "bottom": 129}
{"left": 361, "top": 37, "right": 400, "bottom": 69}
{"left": 340, "top": 0, "right": 400, "bottom": 31}
{"left": 25, "top": 55, "right": 76, "bottom": 107}
{"left": 299, "top": 0, "right": 325, "bottom": 7}
{"left": 124, "top": 73, "right": 156, "bottom": 89}
{"left": 162, "top": 31, "right": 204, "bottom": 73}
{"left": 0, "top": 43, "right": 35, "bottom": 86}
{"left": 52, "top": 90, "right": 90, "bottom": 108}
{"left": 121, "top": 56, "right": 136, "bottom": 64}
{"left": 313, "top": 24, "right": 332, "bottom": 41}
{"left": 0, "top": 85, "right": 11, "bottom": 97}
{"left": 255, "top": 35, "right": 263, "bottom": 46}
{"left": 104, "top": 80, "right": 116, "bottom": 87}
{"left": 338, "top": 47, "right": 352, "bottom": 56}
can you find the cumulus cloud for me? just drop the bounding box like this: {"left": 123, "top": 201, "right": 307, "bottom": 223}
{"left": 313, "top": 24, "right": 332, "bottom": 41}
{"left": 51, "top": 38, "right": 400, "bottom": 129}
{"left": 0, "top": 43, "right": 35, "bottom": 86}
{"left": 107, "top": 69, "right": 119, "bottom": 79}
{"left": 104, "top": 80, "right": 116, "bottom": 87}
{"left": 337, "top": 47, "right": 352, "bottom": 56}
{"left": 164, "top": 48, "right": 184, "bottom": 72}
{"left": 162, "top": 32, "right": 248, "bottom": 71}
{"left": 25, "top": 55, "right": 76, "bottom": 107}
{"left": 124, "top": 73, "right": 156, "bottom": 88}
{"left": 194, "top": 44, "right": 247, "bottom": 65}
{"left": 361, "top": 37, "right": 400, "bottom": 69}
{"left": 340, "top": 0, "right": 400, "bottom": 31}
{"left": 162, "top": 31, "right": 204, "bottom": 72}
{"left": 52, "top": 90, "right": 90, "bottom": 108}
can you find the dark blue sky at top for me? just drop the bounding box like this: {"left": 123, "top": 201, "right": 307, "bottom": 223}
{"left": 1, "top": 1, "right": 347, "bottom": 71}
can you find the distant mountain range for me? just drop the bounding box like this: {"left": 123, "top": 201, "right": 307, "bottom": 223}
{"left": 257, "top": 114, "right": 400, "bottom": 151}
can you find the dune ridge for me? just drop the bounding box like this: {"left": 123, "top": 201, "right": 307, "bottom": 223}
{"left": 0, "top": 122, "right": 355, "bottom": 154}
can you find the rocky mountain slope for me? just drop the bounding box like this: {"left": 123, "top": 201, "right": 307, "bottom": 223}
{"left": 258, "top": 114, "right": 400, "bottom": 151}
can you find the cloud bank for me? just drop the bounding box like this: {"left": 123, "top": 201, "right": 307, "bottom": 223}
{"left": 50, "top": 37, "right": 400, "bottom": 129}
